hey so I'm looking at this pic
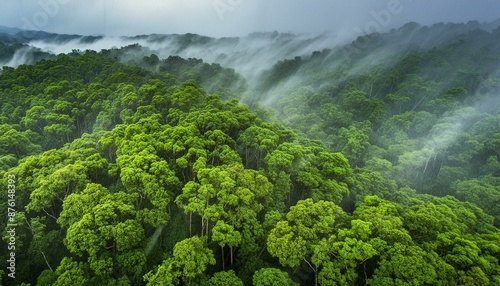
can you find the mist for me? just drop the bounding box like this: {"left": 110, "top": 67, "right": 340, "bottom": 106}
{"left": 1, "top": 0, "right": 499, "bottom": 91}
{"left": 8, "top": 31, "right": 343, "bottom": 85}
{"left": 1, "top": 47, "right": 34, "bottom": 68}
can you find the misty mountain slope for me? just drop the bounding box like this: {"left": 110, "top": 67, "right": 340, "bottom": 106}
{"left": 113, "top": 31, "right": 341, "bottom": 82}
{"left": 2, "top": 20, "right": 499, "bottom": 85}
{"left": 0, "top": 25, "right": 102, "bottom": 44}
{"left": 0, "top": 25, "right": 103, "bottom": 67}
{"left": 0, "top": 27, "right": 341, "bottom": 79}
{"left": 124, "top": 20, "right": 500, "bottom": 94}
{"left": 256, "top": 20, "right": 500, "bottom": 127}
{"left": 100, "top": 44, "right": 249, "bottom": 100}
{"left": 247, "top": 21, "right": 500, "bottom": 222}
{"left": 0, "top": 42, "right": 56, "bottom": 67}
{"left": 257, "top": 21, "right": 500, "bottom": 95}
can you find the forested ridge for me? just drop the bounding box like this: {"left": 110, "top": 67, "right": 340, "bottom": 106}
{"left": 1, "top": 21, "right": 500, "bottom": 286}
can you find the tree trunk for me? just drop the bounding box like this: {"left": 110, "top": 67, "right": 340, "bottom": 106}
{"left": 201, "top": 217, "right": 204, "bottom": 236}
{"left": 221, "top": 246, "right": 225, "bottom": 270}
{"left": 303, "top": 258, "right": 318, "bottom": 286}
{"left": 39, "top": 251, "right": 53, "bottom": 272}
{"left": 230, "top": 246, "right": 233, "bottom": 265}
{"left": 206, "top": 220, "right": 210, "bottom": 237}
{"left": 189, "top": 212, "right": 192, "bottom": 236}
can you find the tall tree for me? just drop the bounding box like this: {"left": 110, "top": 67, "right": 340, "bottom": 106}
{"left": 267, "top": 199, "right": 347, "bottom": 286}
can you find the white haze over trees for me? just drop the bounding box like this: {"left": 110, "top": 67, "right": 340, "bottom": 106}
{"left": 1, "top": 0, "right": 500, "bottom": 81}
{"left": 1, "top": 0, "right": 500, "bottom": 37}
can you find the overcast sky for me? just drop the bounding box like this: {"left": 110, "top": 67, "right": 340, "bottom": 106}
{"left": 1, "top": 0, "right": 500, "bottom": 38}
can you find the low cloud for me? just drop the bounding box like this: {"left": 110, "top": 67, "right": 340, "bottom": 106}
{"left": 0, "top": 1, "right": 498, "bottom": 38}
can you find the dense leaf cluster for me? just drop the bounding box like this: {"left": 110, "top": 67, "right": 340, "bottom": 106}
{"left": 1, "top": 22, "right": 500, "bottom": 285}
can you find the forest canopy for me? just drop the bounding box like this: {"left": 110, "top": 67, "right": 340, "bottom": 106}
{"left": 1, "top": 21, "right": 500, "bottom": 285}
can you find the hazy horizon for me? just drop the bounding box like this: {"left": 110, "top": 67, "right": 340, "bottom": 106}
{"left": 1, "top": 1, "right": 500, "bottom": 39}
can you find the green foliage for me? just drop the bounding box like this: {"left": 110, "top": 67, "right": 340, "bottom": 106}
{"left": 267, "top": 199, "right": 348, "bottom": 284}
{"left": 314, "top": 220, "right": 380, "bottom": 285}
{"left": 59, "top": 183, "right": 146, "bottom": 281}
{"left": 253, "top": 268, "right": 297, "bottom": 286}
{"left": 53, "top": 257, "right": 88, "bottom": 286}
{"left": 2, "top": 24, "right": 500, "bottom": 285}
{"left": 208, "top": 270, "right": 244, "bottom": 286}
{"left": 145, "top": 236, "right": 215, "bottom": 285}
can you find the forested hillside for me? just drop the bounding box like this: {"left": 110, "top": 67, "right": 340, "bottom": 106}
{"left": 1, "top": 21, "right": 500, "bottom": 286}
